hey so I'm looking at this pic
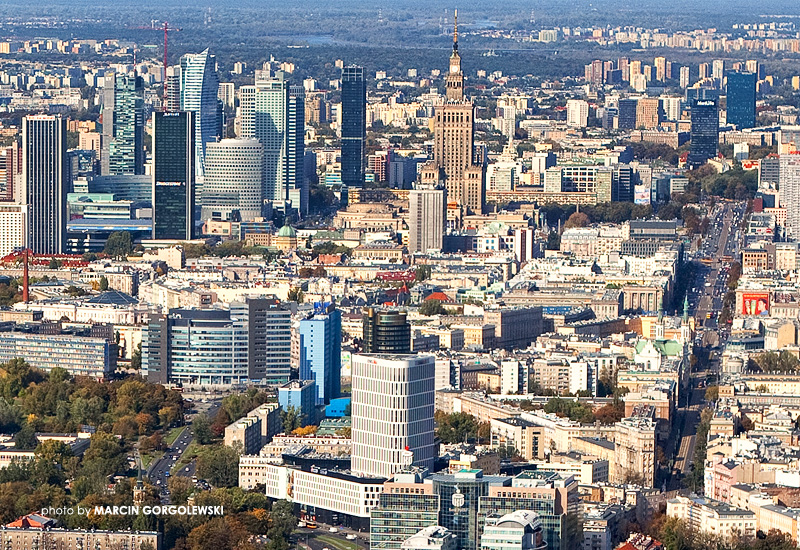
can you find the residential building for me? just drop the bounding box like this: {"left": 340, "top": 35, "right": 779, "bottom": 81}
{"left": 224, "top": 415, "right": 262, "bottom": 455}
{"left": 666, "top": 496, "right": 755, "bottom": 539}
{"left": 1, "top": 514, "right": 160, "bottom": 550}
{"left": 566, "top": 100, "right": 589, "bottom": 128}
{"left": 779, "top": 154, "right": 800, "bottom": 239}
{"left": 152, "top": 111, "right": 195, "bottom": 240}
{"left": 0, "top": 204, "right": 27, "bottom": 256}
{"left": 351, "top": 354, "right": 435, "bottom": 478}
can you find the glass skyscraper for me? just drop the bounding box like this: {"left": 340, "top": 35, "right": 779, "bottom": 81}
{"left": 22, "top": 115, "right": 67, "bottom": 254}
{"left": 299, "top": 307, "right": 342, "bottom": 405}
{"left": 688, "top": 98, "right": 719, "bottom": 168}
{"left": 152, "top": 111, "right": 195, "bottom": 240}
{"left": 341, "top": 66, "right": 366, "bottom": 189}
{"left": 726, "top": 71, "right": 757, "bottom": 129}
{"left": 101, "top": 73, "right": 144, "bottom": 176}
{"left": 180, "top": 49, "right": 220, "bottom": 186}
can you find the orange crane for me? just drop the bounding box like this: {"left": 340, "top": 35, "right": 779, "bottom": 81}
{"left": 132, "top": 21, "right": 182, "bottom": 108}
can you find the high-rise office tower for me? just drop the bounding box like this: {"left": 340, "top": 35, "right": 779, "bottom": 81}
{"left": 152, "top": 111, "right": 195, "bottom": 240}
{"left": 238, "top": 73, "right": 306, "bottom": 214}
{"left": 726, "top": 71, "right": 757, "bottom": 129}
{"left": 164, "top": 65, "right": 182, "bottom": 113}
{"left": 201, "top": 138, "right": 264, "bottom": 221}
{"left": 341, "top": 66, "right": 366, "bottom": 190}
{"left": 180, "top": 49, "right": 220, "bottom": 185}
{"left": 362, "top": 308, "right": 411, "bottom": 354}
{"left": 22, "top": 115, "right": 67, "bottom": 254}
{"left": 688, "top": 98, "right": 719, "bottom": 168}
{"left": 230, "top": 297, "right": 291, "bottom": 385}
{"left": 680, "top": 66, "right": 691, "bottom": 89}
{"left": 617, "top": 98, "right": 638, "bottom": 130}
{"left": 351, "top": 353, "right": 435, "bottom": 478}
{"left": 419, "top": 12, "right": 484, "bottom": 218}
{"left": 409, "top": 187, "right": 446, "bottom": 254}
{"left": 299, "top": 306, "right": 342, "bottom": 405}
{"left": 101, "top": 73, "right": 144, "bottom": 176}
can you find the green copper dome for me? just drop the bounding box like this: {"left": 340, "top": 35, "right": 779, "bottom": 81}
{"left": 277, "top": 224, "right": 297, "bottom": 238}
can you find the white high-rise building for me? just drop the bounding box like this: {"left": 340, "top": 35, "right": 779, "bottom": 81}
{"left": 218, "top": 82, "right": 235, "bottom": 110}
{"left": 0, "top": 204, "right": 27, "bottom": 256}
{"left": 679, "top": 66, "right": 690, "bottom": 89}
{"left": 201, "top": 139, "right": 264, "bottom": 221}
{"left": 566, "top": 99, "right": 589, "bottom": 128}
{"left": 237, "top": 72, "right": 305, "bottom": 213}
{"left": 409, "top": 187, "right": 446, "bottom": 254}
{"left": 351, "top": 354, "right": 435, "bottom": 479}
{"left": 780, "top": 154, "right": 800, "bottom": 238}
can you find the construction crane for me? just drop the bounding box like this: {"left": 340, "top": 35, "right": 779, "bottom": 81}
{"left": 132, "top": 21, "right": 182, "bottom": 107}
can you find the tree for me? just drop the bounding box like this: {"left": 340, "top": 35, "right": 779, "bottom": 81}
{"left": 543, "top": 397, "right": 595, "bottom": 423}
{"left": 435, "top": 412, "right": 480, "bottom": 444}
{"left": 564, "top": 212, "right": 590, "bottom": 229}
{"left": 705, "top": 386, "right": 719, "bottom": 402}
{"left": 48, "top": 258, "right": 61, "bottom": 270}
{"left": 593, "top": 400, "right": 625, "bottom": 424}
{"left": 98, "top": 276, "right": 109, "bottom": 291}
{"left": 196, "top": 445, "right": 240, "bottom": 487}
{"left": 287, "top": 287, "right": 304, "bottom": 303}
{"left": 546, "top": 231, "right": 561, "bottom": 250}
{"left": 415, "top": 265, "right": 432, "bottom": 281}
{"left": 104, "top": 231, "right": 133, "bottom": 259}
{"left": 130, "top": 343, "right": 142, "bottom": 370}
{"left": 193, "top": 414, "right": 213, "bottom": 445}
{"left": 419, "top": 299, "right": 446, "bottom": 316}
{"left": 280, "top": 406, "right": 304, "bottom": 433}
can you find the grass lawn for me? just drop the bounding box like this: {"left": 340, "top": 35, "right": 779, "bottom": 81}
{"left": 313, "top": 535, "right": 359, "bottom": 550}
{"left": 140, "top": 451, "right": 163, "bottom": 469}
{"left": 164, "top": 427, "right": 185, "bottom": 447}
{"left": 172, "top": 440, "right": 216, "bottom": 474}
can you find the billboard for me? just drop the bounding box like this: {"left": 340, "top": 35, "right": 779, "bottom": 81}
{"left": 742, "top": 293, "right": 770, "bottom": 316}
{"left": 634, "top": 184, "right": 651, "bottom": 205}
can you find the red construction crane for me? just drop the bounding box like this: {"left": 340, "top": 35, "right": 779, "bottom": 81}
{"left": 131, "top": 21, "right": 182, "bottom": 109}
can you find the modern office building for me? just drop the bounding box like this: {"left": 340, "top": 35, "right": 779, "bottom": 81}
{"left": 617, "top": 99, "right": 638, "bottom": 130}
{"left": 180, "top": 49, "right": 220, "bottom": 185}
{"left": 165, "top": 65, "right": 182, "bottom": 113}
{"left": 362, "top": 308, "right": 411, "bottom": 354}
{"left": 419, "top": 15, "right": 485, "bottom": 217}
{"left": 409, "top": 187, "right": 446, "bottom": 254}
{"left": 726, "top": 71, "right": 757, "bottom": 129}
{"left": 277, "top": 380, "right": 317, "bottom": 427}
{"left": 201, "top": 138, "right": 264, "bottom": 221}
{"left": 688, "top": 98, "right": 719, "bottom": 168}
{"left": 230, "top": 297, "right": 292, "bottom": 384}
{"left": 480, "top": 511, "right": 547, "bottom": 550}
{"left": 371, "top": 470, "right": 442, "bottom": 550}
{"left": 351, "top": 354, "right": 435, "bottom": 478}
{"left": 143, "top": 298, "right": 291, "bottom": 387}
{"left": 152, "top": 111, "right": 196, "bottom": 240}
{"left": 22, "top": 114, "right": 68, "bottom": 254}
{"left": 403, "top": 527, "right": 458, "bottom": 550}
{"left": 341, "top": 66, "right": 366, "bottom": 189}
{"left": 566, "top": 100, "right": 589, "bottom": 128}
{"left": 101, "top": 73, "right": 144, "bottom": 176}
{"left": 543, "top": 165, "right": 613, "bottom": 203}
{"left": 0, "top": 323, "right": 117, "bottom": 379}
{"left": 298, "top": 305, "right": 342, "bottom": 405}
{"left": 238, "top": 73, "right": 306, "bottom": 213}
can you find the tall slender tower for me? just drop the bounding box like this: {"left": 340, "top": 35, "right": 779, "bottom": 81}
{"left": 341, "top": 66, "right": 366, "bottom": 190}
{"left": 180, "top": 49, "right": 220, "bottom": 187}
{"left": 22, "top": 115, "right": 67, "bottom": 254}
{"left": 101, "top": 73, "right": 144, "bottom": 176}
{"left": 152, "top": 111, "right": 195, "bottom": 240}
{"left": 420, "top": 9, "right": 485, "bottom": 219}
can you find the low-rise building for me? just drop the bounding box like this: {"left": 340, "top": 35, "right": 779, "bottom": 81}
{"left": 666, "top": 495, "right": 756, "bottom": 539}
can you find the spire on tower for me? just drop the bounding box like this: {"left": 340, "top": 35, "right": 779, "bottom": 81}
{"left": 453, "top": 9, "right": 458, "bottom": 52}
{"left": 683, "top": 295, "right": 689, "bottom": 324}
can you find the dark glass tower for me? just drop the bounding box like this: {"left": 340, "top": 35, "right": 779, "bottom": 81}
{"left": 726, "top": 71, "right": 756, "bottom": 129}
{"left": 22, "top": 115, "right": 68, "bottom": 253}
{"left": 101, "top": 73, "right": 144, "bottom": 176}
{"left": 362, "top": 308, "right": 410, "bottom": 354}
{"left": 152, "top": 111, "right": 195, "bottom": 240}
{"left": 341, "top": 66, "right": 366, "bottom": 189}
{"left": 617, "top": 98, "right": 638, "bottom": 130}
{"left": 689, "top": 98, "right": 719, "bottom": 168}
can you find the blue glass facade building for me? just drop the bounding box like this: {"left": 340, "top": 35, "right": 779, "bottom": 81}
{"left": 299, "top": 307, "right": 342, "bottom": 405}
{"left": 726, "top": 71, "right": 756, "bottom": 129}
